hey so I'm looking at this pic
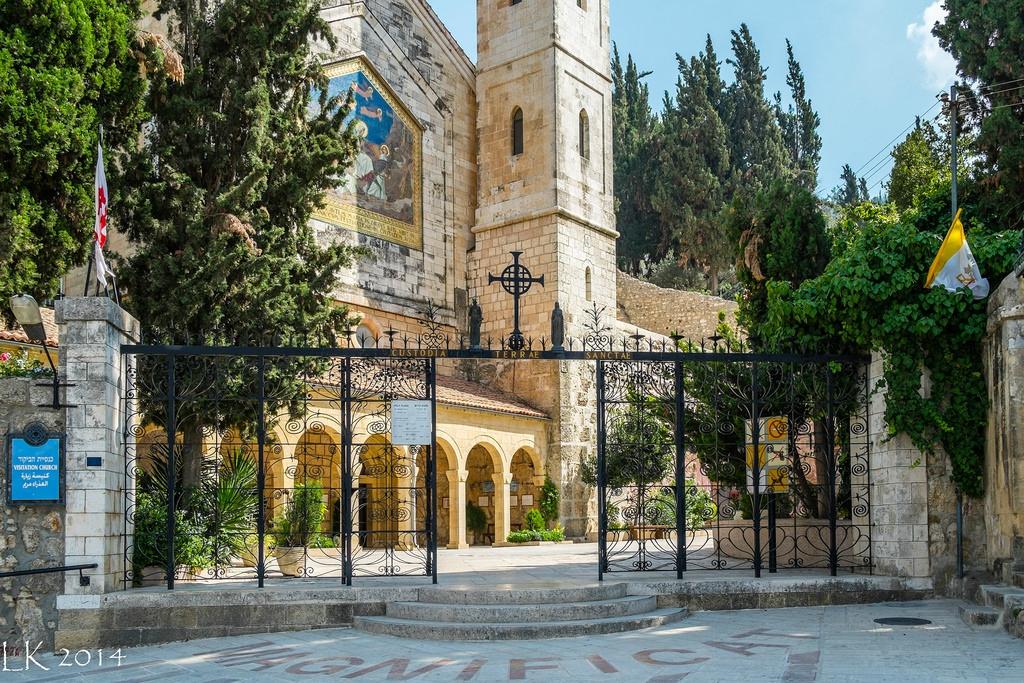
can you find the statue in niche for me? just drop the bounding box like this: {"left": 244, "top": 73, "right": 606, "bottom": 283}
{"left": 551, "top": 301, "right": 565, "bottom": 351}
{"left": 468, "top": 298, "right": 483, "bottom": 350}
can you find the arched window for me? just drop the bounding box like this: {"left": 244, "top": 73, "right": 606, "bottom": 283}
{"left": 355, "top": 324, "right": 376, "bottom": 348}
{"left": 579, "top": 109, "right": 590, "bottom": 160}
{"left": 511, "top": 107, "right": 524, "bottom": 156}
{"left": 585, "top": 267, "right": 593, "bottom": 301}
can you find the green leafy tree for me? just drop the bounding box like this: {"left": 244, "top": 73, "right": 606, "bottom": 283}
{"left": 0, "top": 0, "right": 148, "bottom": 320}
{"left": 538, "top": 475, "right": 559, "bottom": 527}
{"left": 729, "top": 179, "right": 831, "bottom": 343}
{"left": 762, "top": 181, "right": 1019, "bottom": 496}
{"left": 612, "top": 46, "right": 660, "bottom": 274}
{"left": 774, "top": 40, "right": 821, "bottom": 190}
{"left": 580, "top": 394, "right": 673, "bottom": 490}
{"left": 118, "top": 0, "right": 362, "bottom": 494}
{"left": 652, "top": 42, "right": 732, "bottom": 293}
{"left": 724, "top": 24, "right": 791, "bottom": 190}
{"left": 934, "top": 1, "right": 1024, "bottom": 226}
{"left": 887, "top": 126, "right": 945, "bottom": 214}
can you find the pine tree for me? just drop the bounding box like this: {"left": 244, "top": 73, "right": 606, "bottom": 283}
{"left": 832, "top": 164, "right": 868, "bottom": 206}
{"left": 117, "top": 0, "right": 362, "bottom": 494}
{"left": 0, "top": 0, "right": 147, "bottom": 321}
{"left": 612, "top": 45, "right": 660, "bottom": 275}
{"left": 858, "top": 178, "right": 871, "bottom": 203}
{"left": 774, "top": 40, "right": 821, "bottom": 190}
{"left": 934, "top": 0, "right": 1024, "bottom": 225}
{"left": 652, "top": 44, "right": 732, "bottom": 294}
{"left": 724, "top": 24, "right": 791, "bottom": 190}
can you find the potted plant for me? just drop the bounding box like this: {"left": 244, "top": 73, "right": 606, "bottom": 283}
{"left": 131, "top": 491, "right": 212, "bottom": 585}
{"left": 271, "top": 481, "right": 339, "bottom": 576}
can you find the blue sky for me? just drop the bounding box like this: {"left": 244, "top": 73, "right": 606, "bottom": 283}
{"left": 428, "top": 0, "right": 955, "bottom": 197}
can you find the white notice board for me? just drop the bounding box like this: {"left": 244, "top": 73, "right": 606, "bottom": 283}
{"left": 391, "top": 400, "right": 433, "bottom": 445}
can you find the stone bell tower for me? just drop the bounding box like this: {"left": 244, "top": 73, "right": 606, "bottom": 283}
{"left": 471, "top": 0, "right": 617, "bottom": 535}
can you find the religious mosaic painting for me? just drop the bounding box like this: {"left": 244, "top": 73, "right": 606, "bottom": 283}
{"left": 313, "top": 58, "right": 423, "bottom": 250}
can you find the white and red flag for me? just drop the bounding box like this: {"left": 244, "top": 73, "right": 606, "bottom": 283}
{"left": 93, "top": 142, "right": 112, "bottom": 287}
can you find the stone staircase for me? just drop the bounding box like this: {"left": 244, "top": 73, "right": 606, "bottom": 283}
{"left": 353, "top": 582, "right": 687, "bottom": 640}
{"left": 956, "top": 577, "right": 1024, "bottom": 639}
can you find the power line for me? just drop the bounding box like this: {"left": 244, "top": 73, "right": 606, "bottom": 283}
{"left": 816, "top": 100, "right": 941, "bottom": 196}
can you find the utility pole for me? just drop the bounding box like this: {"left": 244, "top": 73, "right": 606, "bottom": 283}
{"left": 950, "top": 84, "right": 958, "bottom": 219}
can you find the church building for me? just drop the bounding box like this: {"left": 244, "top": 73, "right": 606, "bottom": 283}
{"left": 284, "top": 0, "right": 621, "bottom": 541}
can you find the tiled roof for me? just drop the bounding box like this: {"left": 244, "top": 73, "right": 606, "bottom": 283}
{"left": 0, "top": 307, "right": 58, "bottom": 348}
{"left": 436, "top": 375, "right": 547, "bottom": 419}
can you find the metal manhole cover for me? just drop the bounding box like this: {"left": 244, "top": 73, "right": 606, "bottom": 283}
{"left": 873, "top": 617, "right": 932, "bottom": 626}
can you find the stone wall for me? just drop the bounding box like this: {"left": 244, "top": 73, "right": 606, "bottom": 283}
{"left": 616, "top": 272, "right": 739, "bottom": 342}
{"left": 0, "top": 378, "right": 65, "bottom": 650}
{"left": 983, "top": 273, "right": 1024, "bottom": 576}
{"left": 318, "top": 0, "right": 478, "bottom": 328}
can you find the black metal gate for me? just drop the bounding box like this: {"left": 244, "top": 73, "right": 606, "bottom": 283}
{"left": 122, "top": 349, "right": 437, "bottom": 588}
{"left": 596, "top": 354, "right": 871, "bottom": 578}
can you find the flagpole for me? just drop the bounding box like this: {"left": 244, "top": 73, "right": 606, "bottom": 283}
{"left": 949, "top": 83, "right": 966, "bottom": 581}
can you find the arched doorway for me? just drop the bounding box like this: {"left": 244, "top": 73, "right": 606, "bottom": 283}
{"left": 353, "top": 434, "right": 405, "bottom": 549}
{"left": 294, "top": 426, "right": 342, "bottom": 539}
{"left": 414, "top": 444, "right": 451, "bottom": 547}
{"left": 510, "top": 448, "right": 542, "bottom": 531}
{"left": 466, "top": 444, "right": 501, "bottom": 546}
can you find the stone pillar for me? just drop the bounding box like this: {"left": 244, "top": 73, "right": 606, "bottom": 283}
{"left": 58, "top": 297, "right": 140, "bottom": 594}
{"left": 867, "top": 352, "right": 931, "bottom": 579}
{"left": 446, "top": 469, "right": 468, "bottom": 549}
{"left": 491, "top": 471, "right": 512, "bottom": 545}
{"left": 983, "top": 273, "right": 1024, "bottom": 577}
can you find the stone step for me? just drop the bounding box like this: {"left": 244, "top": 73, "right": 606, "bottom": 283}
{"left": 385, "top": 595, "right": 658, "bottom": 623}
{"left": 979, "top": 585, "right": 1024, "bottom": 609}
{"left": 1013, "top": 573, "right": 1024, "bottom": 590}
{"left": 353, "top": 607, "right": 688, "bottom": 640}
{"left": 415, "top": 582, "right": 627, "bottom": 605}
{"left": 957, "top": 602, "right": 1001, "bottom": 628}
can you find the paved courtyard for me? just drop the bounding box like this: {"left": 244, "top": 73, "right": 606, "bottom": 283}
{"left": 11, "top": 599, "right": 1024, "bottom": 682}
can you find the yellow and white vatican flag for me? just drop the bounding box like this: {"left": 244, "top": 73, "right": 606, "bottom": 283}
{"left": 924, "top": 208, "right": 990, "bottom": 299}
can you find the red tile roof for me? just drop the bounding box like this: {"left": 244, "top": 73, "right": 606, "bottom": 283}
{"left": 0, "top": 307, "right": 58, "bottom": 348}
{"left": 437, "top": 375, "right": 547, "bottom": 419}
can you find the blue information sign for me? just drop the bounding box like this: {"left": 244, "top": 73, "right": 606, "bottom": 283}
{"left": 8, "top": 433, "right": 63, "bottom": 504}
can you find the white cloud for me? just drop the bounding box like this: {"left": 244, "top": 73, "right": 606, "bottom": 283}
{"left": 907, "top": 1, "right": 956, "bottom": 89}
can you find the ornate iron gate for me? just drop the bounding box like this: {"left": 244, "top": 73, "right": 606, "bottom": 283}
{"left": 122, "top": 349, "right": 436, "bottom": 589}
{"left": 597, "top": 354, "right": 871, "bottom": 579}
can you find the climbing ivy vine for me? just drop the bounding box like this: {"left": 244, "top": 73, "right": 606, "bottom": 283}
{"left": 760, "top": 184, "right": 1019, "bottom": 497}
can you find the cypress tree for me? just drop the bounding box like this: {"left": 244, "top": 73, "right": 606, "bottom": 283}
{"left": 724, "top": 24, "right": 791, "bottom": 190}
{"left": 612, "top": 45, "right": 660, "bottom": 275}
{"left": 774, "top": 40, "right": 821, "bottom": 190}
{"left": 117, "top": 0, "right": 362, "bottom": 494}
{"left": 652, "top": 44, "right": 732, "bottom": 294}
{"left": 0, "top": 0, "right": 147, "bottom": 320}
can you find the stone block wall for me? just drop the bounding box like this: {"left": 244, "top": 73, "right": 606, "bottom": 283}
{"left": 317, "top": 0, "right": 477, "bottom": 328}
{"left": 983, "top": 273, "right": 1024, "bottom": 573}
{"left": 616, "top": 272, "right": 739, "bottom": 342}
{"left": 0, "top": 378, "right": 65, "bottom": 650}
{"left": 868, "top": 352, "right": 979, "bottom": 582}
{"left": 57, "top": 298, "right": 140, "bottom": 595}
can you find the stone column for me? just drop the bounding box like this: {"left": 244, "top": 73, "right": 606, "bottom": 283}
{"left": 57, "top": 297, "right": 140, "bottom": 594}
{"left": 867, "top": 352, "right": 931, "bottom": 579}
{"left": 446, "top": 469, "right": 468, "bottom": 549}
{"left": 491, "top": 471, "right": 512, "bottom": 545}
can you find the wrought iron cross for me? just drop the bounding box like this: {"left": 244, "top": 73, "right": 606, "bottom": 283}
{"left": 488, "top": 251, "right": 544, "bottom": 351}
